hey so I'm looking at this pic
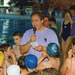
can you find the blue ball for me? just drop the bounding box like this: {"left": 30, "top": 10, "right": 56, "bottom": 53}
{"left": 25, "top": 54, "right": 38, "bottom": 69}
{"left": 47, "top": 43, "right": 59, "bottom": 57}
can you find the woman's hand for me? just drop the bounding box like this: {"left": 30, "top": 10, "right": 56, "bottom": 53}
{"left": 68, "top": 49, "right": 73, "bottom": 58}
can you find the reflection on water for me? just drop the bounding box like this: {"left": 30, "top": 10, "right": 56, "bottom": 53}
{"left": 0, "top": 17, "right": 65, "bottom": 47}
{"left": 0, "top": 18, "right": 33, "bottom": 46}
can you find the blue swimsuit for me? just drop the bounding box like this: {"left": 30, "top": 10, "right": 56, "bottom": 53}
{"left": 61, "top": 21, "right": 71, "bottom": 41}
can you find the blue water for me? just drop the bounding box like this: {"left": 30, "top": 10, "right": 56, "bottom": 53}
{"left": 0, "top": 17, "right": 64, "bottom": 47}
{"left": 0, "top": 18, "right": 33, "bottom": 47}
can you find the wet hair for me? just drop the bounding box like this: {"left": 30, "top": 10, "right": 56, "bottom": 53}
{"left": 31, "top": 12, "right": 44, "bottom": 20}
{"left": 18, "top": 56, "right": 28, "bottom": 70}
{"left": 43, "top": 68, "right": 58, "bottom": 75}
{"left": 72, "top": 38, "right": 75, "bottom": 45}
{"left": 49, "top": 17, "right": 56, "bottom": 23}
{"left": 27, "top": 70, "right": 42, "bottom": 75}
{"left": 0, "top": 43, "right": 11, "bottom": 52}
{"left": 13, "top": 31, "right": 23, "bottom": 38}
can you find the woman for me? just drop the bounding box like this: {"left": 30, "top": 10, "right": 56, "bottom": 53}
{"left": 59, "top": 11, "right": 74, "bottom": 61}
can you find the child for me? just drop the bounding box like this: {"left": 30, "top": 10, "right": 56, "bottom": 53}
{"left": 42, "top": 68, "right": 59, "bottom": 75}
{"left": 13, "top": 31, "right": 27, "bottom": 60}
{"left": 0, "top": 43, "right": 16, "bottom": 67}
{"left": 60, "top": 37, "right": 75, "bottom": 75}
{"left": 49, "top": 17, "right": 58, "bottom": 29}
{"left": 18, "top": 56, "right": 28, "bottom": 75}
{"left": 18, "top": 55, "right": 37, "bottom": 75}
{"left": 7, "top": 65, "right": 20, "bottom": 75}
{"left": 59, "top": 11, "right": 74, "bottom": 61}
{"left": 28, "top": 68, "right": 58, "bottom": 75}
{"left": 36, "top": 43, "right": 60, "bottom": 71}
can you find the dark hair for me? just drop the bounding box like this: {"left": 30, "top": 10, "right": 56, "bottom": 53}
{"left": 69, "top": 5, "right": 75, "bottom": 10}
{"left": 31, "top": 12, "right": 44, "bottom": 20}
{"left": 13, "top": 31, "right": 23, "bottom": 38}
{"left": 27, "top": 70, "right": 42, "bottom": 75}
{"left": 43, "top": 68, "right": 58, "bottom": 75}
{"left": 49, "top": 17, "right": 56, "bottom": 23}
{"left": 18, "top": 56, "right": 28, "bottom": 70}
{"left": 43, "top": 14, "right": 50, "bottom": 21}
{"left": 72, "top": 38, "right": 75, "bottom": 45}
{"left": 0, "top": 43, "right": 11, "bottom": 52}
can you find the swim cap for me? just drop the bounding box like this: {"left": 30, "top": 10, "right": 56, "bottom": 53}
{"left": 7, "top": 65, "right": 20, "bottom": 75}
{"left": 25, "top": 54, "right": 38, "bottom": 69}
{"left": 47, "top": 43, "right": 59, "bottom": 57}
{"left": 0, "top": 51, "right": 4, "bottom": 66}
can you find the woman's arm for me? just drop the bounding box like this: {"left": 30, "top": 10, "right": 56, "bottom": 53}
{"left": 59, "top": 21, "right": 63, "bottom": 37}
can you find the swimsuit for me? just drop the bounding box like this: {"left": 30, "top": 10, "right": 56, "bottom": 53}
{"left": 61, "top": 21, "right": 71, "bottom": 41}
{"left": 66, "top": 58, "right": 72, "bottom": 75}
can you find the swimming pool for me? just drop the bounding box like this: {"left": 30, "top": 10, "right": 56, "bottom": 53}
{"left": 0, "top": 17, "right": 33, "bottom": 47}
{"left": 0, "top": 14, "right": 64, "bottom": 47}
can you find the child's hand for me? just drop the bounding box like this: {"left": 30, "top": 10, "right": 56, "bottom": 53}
{"left": 68, "top": 49, "right": 73, "bottom": 58}
{"left": 42, "top": 51, "right": 47, "bottom": 58}
{"left": 11, "top": 53, "right": 16, "bottom": 64}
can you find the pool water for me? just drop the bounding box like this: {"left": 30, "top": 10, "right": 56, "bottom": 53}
{"left": 0, "top": 17, "right": 64, "bottom": 47}
{"left": 0, "top": 18, "right": 33, "bottom": 47}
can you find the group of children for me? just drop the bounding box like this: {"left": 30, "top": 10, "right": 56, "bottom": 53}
{"left": 0, "top": 30, "right": 60, "bottom": 75}
{"left": 0, "top": 10, "right": 75, "bottom": 75}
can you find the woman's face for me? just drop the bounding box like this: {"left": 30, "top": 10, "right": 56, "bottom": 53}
{"left": 65, "top": 13, "right": 70, "bottom": 20}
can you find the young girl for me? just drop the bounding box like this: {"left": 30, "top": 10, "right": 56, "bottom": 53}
{"left": 59, "top": 11, "right": 74, "bottom": 61}
{"left": 60, "top": 37, "right": 75, "bottom": 75}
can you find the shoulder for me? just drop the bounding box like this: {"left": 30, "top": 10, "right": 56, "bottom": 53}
{"left": 45, "top": 28, "right": 56, "bottom": 33}
{"left": 24, "top": 28, "right": 33, "bottom": 34}
{"left": 13, "top": 45, "right": 16, "bottom": 49}
{"left": 23, "top": 28, "right": 33, "bottom": 36}
{"left": 63, "top": 58, "right": 71, "bottom": 66}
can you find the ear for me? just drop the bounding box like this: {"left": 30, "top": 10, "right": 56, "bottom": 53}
{"left": 42, "top": 20, "right": 44, "bottom": 24}
{"left": 4, "top": 51, "right": 6, "bottom": 54}
{"left": 20, "top": 37, "right": 22, "bottom": 40}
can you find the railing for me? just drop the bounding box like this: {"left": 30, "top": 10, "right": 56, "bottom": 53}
{"left": 0, "top": 6, "right": 66, "bottom": 18}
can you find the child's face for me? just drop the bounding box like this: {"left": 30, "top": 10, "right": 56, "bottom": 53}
{"left": 13, "top": 36, "right": 22, "bottom": 45}
{"left": 43, "top": 17, "right": 50, "bottom": 27}
{"left": 7, "top": 46, "right": 12, "bottom": 55}
{"left": 50, "top": 21, "right": 55, "bottom": 25}
{"left": 72, "top": 45, "right": 75, "bottom": 54}
{"left": 31, "top": 14, "right": 43, "bottom": 31}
